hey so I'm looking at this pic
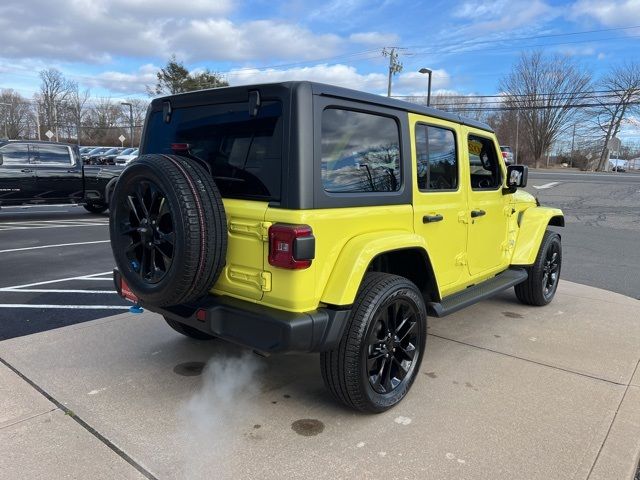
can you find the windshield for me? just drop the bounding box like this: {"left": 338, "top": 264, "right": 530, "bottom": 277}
{"left": 143, "top": 100, "right": 283, "bottom": 201}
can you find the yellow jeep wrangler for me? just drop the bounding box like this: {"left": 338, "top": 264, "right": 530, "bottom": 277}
{"left": 110, "top": 82, "right": 564, "bottom": 412}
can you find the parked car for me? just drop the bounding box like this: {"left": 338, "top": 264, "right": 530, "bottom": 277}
{"left": 115, "top": 148, "right": 139, "bottom": 165}
{"left": 500, "top": 145, "right": 514, "bottom": 165}
{"left": 0, "top": 140, "right": 123, "bottom": 213}
{"left": 110, "top": 82, "right": 564, "bottom": 413}
{"left": 82, "top": 146, "right": 110, "bottom": 164}
{"left": 612, "top": 165, "right": 626, "bottom": 172}
{"left": 95, "top": 147, "right": 126, "bottom": 165}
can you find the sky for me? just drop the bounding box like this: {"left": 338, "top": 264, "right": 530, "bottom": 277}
{"left": 0, "top": 0, "right": 639, "bottom": 101}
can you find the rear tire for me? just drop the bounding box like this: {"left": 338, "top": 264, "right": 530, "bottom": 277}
{"left": 109, "top": 154, "right": 227, "bottom": 307}
{"left": 84, "top": 203, "right": 108, "bottom": 214}
{"left": 320, "top": 273, "right": 427, "bottom": 413}
{"left": 515, "top": 230, "right": 561, "bottom": 306}
{"left": 164, "top": 317, "right": 216, "bottom": 340}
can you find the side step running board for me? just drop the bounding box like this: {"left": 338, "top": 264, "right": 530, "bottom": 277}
{"left": 427, "top": 268, "right": 528, "bottom": 317}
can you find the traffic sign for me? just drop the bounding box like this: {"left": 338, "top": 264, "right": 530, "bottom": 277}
{"left": 45, "top": 130, "right": 54, "bottom": 139}
{"left": 119, "top": 135, "right": 126, "bottom": 147}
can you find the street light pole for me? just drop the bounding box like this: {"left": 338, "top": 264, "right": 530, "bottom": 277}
{"left": 418, "top": 68, "right": 432, "bottom": 106}
{"left": 515, "top": 110, "right": 520, "bottom": 165}
{"left": 121, "top": 102, "right": 134, "bottom": 147}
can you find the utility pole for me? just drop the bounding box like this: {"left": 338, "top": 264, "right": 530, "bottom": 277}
{"left": 382, "top": 48, "right": 403, "bottom": 97}
{"left": 121, "top": 102, "right": 134, "bottom": 147}
{"left": 570, "top": 123, "right": 576, "bottom": 168}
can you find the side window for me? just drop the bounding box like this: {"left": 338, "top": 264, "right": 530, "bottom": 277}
{"left": 415, "top": 124, "right": 458, "bottom": 191}
{"left": 468, "top": 135, "right": 502, "bottom": 190}
{"left": 32, "top": 144, "right": 72, "bottom": 165}
{"left": 321, "top": 108, "right": 401, "bottom": 193}
{"left": 0, "top": 144, "right": 30, "bottom": 165}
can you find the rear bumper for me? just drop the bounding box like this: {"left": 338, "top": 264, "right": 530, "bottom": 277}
{"left": 113, "top": 269, "right": 350, "bottom": 353}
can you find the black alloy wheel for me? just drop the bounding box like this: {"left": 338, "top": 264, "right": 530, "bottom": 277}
{"left": 515, "top": 230, "right": 562, "bottom": 306}
{"left": 109, "top": 154, "right": 227, "bottom": 307}
{"left": 366, "top": 298, "right": 421, "bottom": 394}
{"left": 542, "top": 241, "right": 560, "bottom": 300}
{"left": 119, "top": 180, "right": 176, "bottom": 284}
{"left": 321, "top": 272, "right": 427, "bottom": 413}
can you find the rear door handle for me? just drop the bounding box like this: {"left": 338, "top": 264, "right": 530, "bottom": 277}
{"left": 21, "top": 169, "right": 34, "bottom": 173}
{"left": 470, "top": 209, "right": 486, "bottom": 218}
{"left": 423, "top": 214, "right": 444, "bottom": 223}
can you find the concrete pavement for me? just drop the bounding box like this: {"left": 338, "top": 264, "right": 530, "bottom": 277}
{"left": 1, "top": 281, "right": 639, "bottom": 479}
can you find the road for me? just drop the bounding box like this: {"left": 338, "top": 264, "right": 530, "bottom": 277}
{"left": 526, "top": 170, "right": 640, "bottom": 299}
{"left": 0, "top": 204, "right": 129, "bottom": 340}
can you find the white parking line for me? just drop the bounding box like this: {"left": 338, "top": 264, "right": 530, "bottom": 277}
{"left": 0, "top": 223, "right": 108, "bottom": 231}
{"left": 0, "top": 240, "right": 110, "bottom": 254}
{"left": 0, "top": 289, "right": 116, "bottom": 294}
{"left": 1, "top": 271, "right": 113, "bottom": 291}
{"left": 0, "top": 304, "right": 129, "bottom": 310}
{"left": 532, "top": 182, "right": 560, "bottom": 190}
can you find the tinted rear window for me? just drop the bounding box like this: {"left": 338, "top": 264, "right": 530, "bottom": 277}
{"left": 144, "top": 101, "right": 283, "bottom": 201}
{"left": 321, "top": 108, "right": 401, "bottom": 193}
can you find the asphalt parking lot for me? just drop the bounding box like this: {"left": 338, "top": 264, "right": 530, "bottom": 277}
{"left": 0, "top": 205, "right": 129, "bottom": 340}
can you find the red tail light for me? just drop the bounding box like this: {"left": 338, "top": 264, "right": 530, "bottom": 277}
{"left": 268, "top": 224, "right": 315, "bottom": 270}
{"left": 501, "top": 151, "right": 508, "bottom": 158}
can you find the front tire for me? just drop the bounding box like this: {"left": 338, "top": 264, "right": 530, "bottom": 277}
{"left": 515, "top": 230, "right": 562, "bottom": 306}
{"left": 320, "top": 273, "right": 427, "bottom": 413}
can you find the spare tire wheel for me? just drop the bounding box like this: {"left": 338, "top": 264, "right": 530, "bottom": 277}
{"left": 109, "top": 154, "right": 227, "bottom": 307}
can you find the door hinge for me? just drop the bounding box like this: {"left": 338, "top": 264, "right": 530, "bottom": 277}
{"left": 228, "top": 220, "right": 271, "bottom": 241}
{"left": 457, "top": 211, "right": 469, "bottom": 224}
{"left": 228, "top": 267, "right": 272, "bottom": 292}
{"left": 455, "top": 253, "right": 467, "bottom": 266}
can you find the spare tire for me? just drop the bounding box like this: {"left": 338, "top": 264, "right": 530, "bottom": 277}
{"left": 109, "top": 154, "right": 227, "bottom": 306}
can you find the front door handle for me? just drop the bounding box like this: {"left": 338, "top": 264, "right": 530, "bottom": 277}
{"left": 21, "top": 169, "right": 34, "bottom": 173}
{"left": 470, "top": 209, "right": 486, "bottom": 218}
{"left": 423, "top": 214, "right": 444, "bottom": 223}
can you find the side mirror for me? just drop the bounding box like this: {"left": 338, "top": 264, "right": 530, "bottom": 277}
{"left": 504, "top": 164, "right": 528, "bottom": 193}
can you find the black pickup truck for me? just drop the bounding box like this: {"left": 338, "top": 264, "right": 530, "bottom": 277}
{"left": 0, "top": 140, "right": 123, "bottom": 213}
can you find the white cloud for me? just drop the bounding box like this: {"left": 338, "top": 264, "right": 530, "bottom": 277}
{"left": 450, "top": 0, "right": 556, "bottom": 35}
{"left": 0, "top": 0, "right": 346, "bottom": 64}
{"left": 169, "top": 19, "right": 342, "bottom": 62}
{"left": 226, "top": 64, "right": 450, "bottom": 96}
{"left": 349, "top": 32, "right": 400, "bottom": 46}
{"left": 85, "top": 64, "right": 159, "bottom": 94}
{"left": 570, "top": 0, "right": 640, "bottom": 27}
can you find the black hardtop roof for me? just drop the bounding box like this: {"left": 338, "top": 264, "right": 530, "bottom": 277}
{"left": 152, "top": 81, "right": 494, "bottom": 133}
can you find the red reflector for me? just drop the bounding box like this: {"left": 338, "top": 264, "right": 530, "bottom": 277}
{"left": 171, "top": 143, "right": 190, "bottom": 153}
{"left": 120, "top": 277, "right": 139, "bottom": 303}
{"left": 268, "top": 224, "right": 312, "bottom": 270}
{"left": 196, "top": 309, "right": 207, "bottom": 322}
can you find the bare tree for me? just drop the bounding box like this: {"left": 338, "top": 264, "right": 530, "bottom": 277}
{"left": 501, "top": 51, "right": 592, "bottom": 168}
{"left": 66, "top": 83, "right": 91, "bottom": 145}
{"left": 36, "top": 68, "right": 74, "bottom": 140}
{"left": 591, "top": 63, "right": 640, "bottom": 171}
{"left": 0, "top": 89, "right": 32, "bottom": 139}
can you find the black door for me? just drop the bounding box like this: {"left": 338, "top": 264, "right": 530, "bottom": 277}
{"left": 31, "top": 144, "right": 83, "bottom": 202}
{"left": 0, "top": 143, "right": 36, "bottom": 204}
